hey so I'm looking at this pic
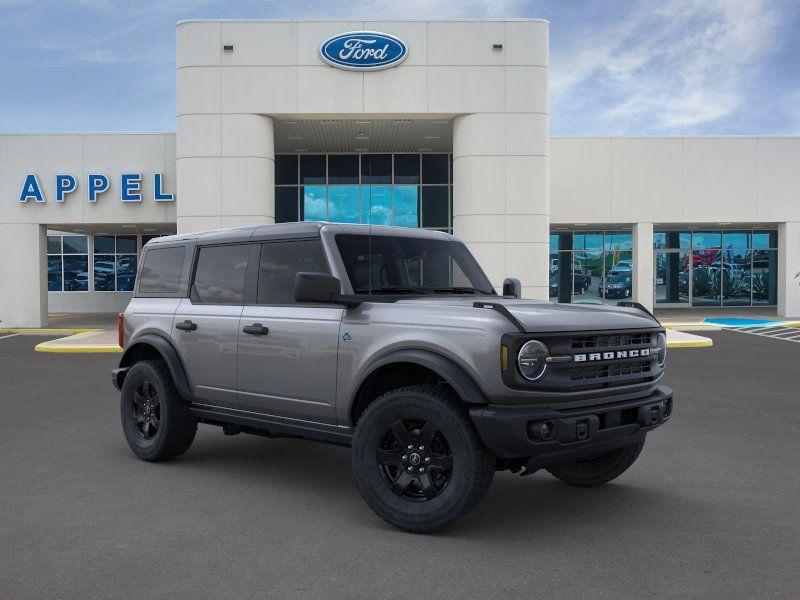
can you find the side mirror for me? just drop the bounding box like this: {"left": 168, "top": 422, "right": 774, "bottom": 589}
{"left": 502, "top": 277, "right": 522, "bottom": 298}
{"left": 294, "top": 272, "right": 361, "bottom": 307}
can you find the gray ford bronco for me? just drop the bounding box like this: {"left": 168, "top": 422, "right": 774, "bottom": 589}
{"left": 113, "top": 222, "right": 672, "bottom": 532}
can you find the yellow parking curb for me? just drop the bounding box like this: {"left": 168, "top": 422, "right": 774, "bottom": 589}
{"left": 666, "top": 338, "right": 714, "bottom": 348}
{"left": 35, "top": 343, "right": 122, "bottom": 353}
{"left": 661, "top": 322, "right": 721, "bottom": 331}
{"left": 0, "top": 328, "right": 100, "bottom": 335}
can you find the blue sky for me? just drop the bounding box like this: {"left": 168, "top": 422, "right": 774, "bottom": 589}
{"left": 1, "top": 0, "right": 798, "bottom": 135}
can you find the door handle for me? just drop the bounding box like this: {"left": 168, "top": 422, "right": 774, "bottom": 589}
{"left": 175, "top": 320, "right": 197, "bottom": 332}
{"left": 242, "top": 323, "right": 269, "bottom": 336}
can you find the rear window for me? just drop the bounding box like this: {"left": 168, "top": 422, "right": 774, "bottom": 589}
{"left": 138, "top": 246, "right": 186, "bottom": 294}
{"left": 192, "top": 244, "right": 250, "bottom": 304}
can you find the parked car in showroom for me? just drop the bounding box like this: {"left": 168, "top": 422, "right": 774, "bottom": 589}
{"left": 599, "top": 272, "right": 633, "bottom": 299}
{"left": 113, "top": 223, "right": 672, "bottom": 533}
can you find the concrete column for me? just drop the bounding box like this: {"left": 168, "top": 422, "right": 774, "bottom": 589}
{"left": 453, "top": 113, "right": 549, "bottom": 299}
{"left": 0, "top": 224, "right": 47, "bottom": 327}
{"left": 632, "top": 222, "right": 654, "bottom": 312}
{"left": 778, "top": 221, "right": 800, "bottom": 318}
{"left": 177, "top": 114, "right": 275, "bottom": 233}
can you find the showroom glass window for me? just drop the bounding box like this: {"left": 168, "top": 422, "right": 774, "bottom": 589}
{"left": 94, "top": 235, "right": 138, "bottom": 292}
{"left": 654, "top": 229, "right": 777, "bottom": 307}
{"left": 548, "top": 231, "right": 633, "bottom": 306}
{"left": 47, "top": 233, "right": 170, "bottom": 293}
{"left": 47, "top": 235, "right": 89, "bottom": 292}
{"left": 274, "top": 153, "right": 453, "bottom": 233}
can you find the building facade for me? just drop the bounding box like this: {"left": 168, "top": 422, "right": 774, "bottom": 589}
{"left": 1, "top": 19, "right": 798, "bottom": 327}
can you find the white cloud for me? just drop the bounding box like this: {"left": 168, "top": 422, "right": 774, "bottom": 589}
{"left": 551, "top": 0, "right": 791, "bottom": 133}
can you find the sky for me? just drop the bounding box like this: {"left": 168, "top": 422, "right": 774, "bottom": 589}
{"left": 0, "top": 0, "right": 798, "bottom": 135}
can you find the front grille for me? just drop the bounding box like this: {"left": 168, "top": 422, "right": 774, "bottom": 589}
{"left": 571, "top": 332, "right": 652, "bottom": 350}
{"left": 502, "top": 327, "right": 664, "bottom": 394}
{"left": 570, "top": 359, "right": 652, "bottom": 381}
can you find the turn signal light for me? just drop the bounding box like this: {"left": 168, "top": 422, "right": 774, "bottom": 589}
{"left": 118, "top": 313, "right": 124, "bottom": 349}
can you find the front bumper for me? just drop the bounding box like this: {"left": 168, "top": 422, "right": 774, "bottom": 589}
{"left": 469, "top": 385, "right": 673, "bottom": 470}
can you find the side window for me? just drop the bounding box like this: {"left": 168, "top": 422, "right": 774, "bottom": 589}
{"left": 192, "top": 244, "right": 250, "bottom": 304}
{"left": 258, "top": 240, "right": 329, "bottom": 304}
{"left": 138, "top": 246, "right": 186, "bottom": 295}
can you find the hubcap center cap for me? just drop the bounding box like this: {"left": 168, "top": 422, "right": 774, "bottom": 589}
{"left": 409, "top": 453, "right": 421, "bottom": 465}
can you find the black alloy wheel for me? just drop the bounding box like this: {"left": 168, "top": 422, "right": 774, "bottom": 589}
{"left": 120, "top": 359, "right": 197, "bottom": 462}
{"left": 132, "top": 380, "right": 161, "bottom": 440}
{"left": 351, "top": 385, "right": 495, "bottom": 533}
{"left": 376, "top": 419, "right": 454, "bottom": 501}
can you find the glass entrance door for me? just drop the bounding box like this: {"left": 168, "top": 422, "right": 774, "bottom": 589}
{"left": 654, "top": 250, "right": 690, "bottom": 307}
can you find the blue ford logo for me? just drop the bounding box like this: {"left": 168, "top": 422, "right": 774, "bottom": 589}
{"left": 319, "top": 31, "right": 408, "bottom": 71}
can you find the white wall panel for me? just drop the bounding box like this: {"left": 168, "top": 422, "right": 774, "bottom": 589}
{"left": 176, "top": 157, "right": 221, "bottom": 218}
{"left": 0, "top": 224, "right": 46, "bottom": 327}
{"left": 758, "top": 138, "right": 800, "bottom": 222}
{"left": 221, "top": 66, "right": 298, "bottom": 114}
{"left": 221, "top": 21, "right": 298, "bottom": 66}
{"left": 683, "top": 138, "right": 758, "bottom": 222}
{"left": 297, "top": 67, "right": 364, "bottom": 113}
{"left": 176, "top": 67, "right": 221, "bottom": 115}
{"left": 428, "top": 67, "right": 506, "bottom": 114}
{"left": 505, "top": 20, "right": 549, "bottom": 67}
{"left": 505, "top": 66, "right": 548, "bottom": 114}
{"left": 364, "top": 66, "right": 428, "bottom": 114}
{"left": 221, "top": 114, "right": 274, "bottom": 158}
{"left": 611, "top": 138, "right": 683, "bottom": 223}
{"left": 550, "top": 138, "right": 612, "bottom": 224}
{"left": 177, "top": 114, "right": 221, "bottom": 158}
{"left": 177, "top": 21, "right": 221, "bottom": 68}
{"left": 427, "top": 21, "right": 505, "bottom": 66}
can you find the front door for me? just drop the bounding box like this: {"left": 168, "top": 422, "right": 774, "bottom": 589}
{"left": 173, "top": 243, "right": 252, "bottom": 408}
{"left": 237, "top": 239, "right": 342, "bottom": 425}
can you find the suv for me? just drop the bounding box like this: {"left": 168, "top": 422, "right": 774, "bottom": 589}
{"left": 113, "top": 223, "right": 672, "bottom": 532}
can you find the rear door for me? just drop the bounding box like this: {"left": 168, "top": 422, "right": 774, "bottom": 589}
{"left": 173, "top": 243, "right": 254, "bottom": 408}
{"left": 237, "top": 238, "right": 342, "bottom": 425}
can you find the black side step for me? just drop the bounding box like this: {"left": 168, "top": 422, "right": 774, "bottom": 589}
{"left": 190, "top": 404, "right": 352, "bottom": 447}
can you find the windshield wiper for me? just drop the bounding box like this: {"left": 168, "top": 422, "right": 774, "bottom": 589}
{"left": 431, "top": 287, "right": 494, "bottom": 295}
{"left": 354, "top": 286, "right": 428, "bottom": 295}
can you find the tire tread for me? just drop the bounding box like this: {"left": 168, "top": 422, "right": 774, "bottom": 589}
{"left": 352, "top": 384, "right": 494, "bottom": 533}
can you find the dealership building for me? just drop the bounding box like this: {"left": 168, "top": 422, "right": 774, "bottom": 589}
{"left": 1, "top": 18, "right": 799, "bottom": 327}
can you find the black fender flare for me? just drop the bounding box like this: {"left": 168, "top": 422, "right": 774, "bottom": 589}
{"left": 117, "top": 333, "right": 193, "bottom": 401}
{"left": 352, "top": 348, "right": 488, "bottom": 412}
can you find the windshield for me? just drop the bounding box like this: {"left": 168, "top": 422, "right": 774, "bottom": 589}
{"left": 335, "top": 234, "right": 495, "bottom": 295}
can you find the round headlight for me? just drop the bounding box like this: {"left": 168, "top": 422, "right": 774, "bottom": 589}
{"left": 656, "top": 332, "right": 667, "bottom": 366}
{"left": 517, "top": 340, "right": 549, "bottom": 381}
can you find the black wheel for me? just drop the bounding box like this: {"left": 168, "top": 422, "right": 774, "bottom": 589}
{"left": 546, "top": 439, "right": 645, "bottom": 487}
{"left": 120, "top": 359, "right": 197, "bottom": 462}
{"left": 351, "top": 385, "right": 495, "bottom": 533}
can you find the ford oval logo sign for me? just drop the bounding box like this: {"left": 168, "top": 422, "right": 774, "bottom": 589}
{"left": 319, "top": 31, "right": 408, "bottom": 71}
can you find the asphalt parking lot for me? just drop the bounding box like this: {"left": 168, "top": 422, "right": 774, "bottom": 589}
{"left": 1, "top": 331, "right": 799, "bottom": 599}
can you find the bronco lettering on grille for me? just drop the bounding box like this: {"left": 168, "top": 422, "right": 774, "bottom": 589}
{"left": 573, "top": 348, "right": 651, "bottom": 362}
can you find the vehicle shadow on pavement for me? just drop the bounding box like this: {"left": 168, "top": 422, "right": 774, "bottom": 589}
{"left": 145, "top": 425, "right": 692, "bottom": 539}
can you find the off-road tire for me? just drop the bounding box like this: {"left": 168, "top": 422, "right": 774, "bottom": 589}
{"left": 546, "top": 438, "right": 645, "bottom": 487}
{"left": 351, "top": 385, "right": 495, "bottom": 533}
{"left": 120, "top": 359, "right": 197, "bottom": 462}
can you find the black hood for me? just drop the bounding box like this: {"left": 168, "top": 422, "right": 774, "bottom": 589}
{"left": 398, "top": 296, "right": 659, "bottom": 333}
